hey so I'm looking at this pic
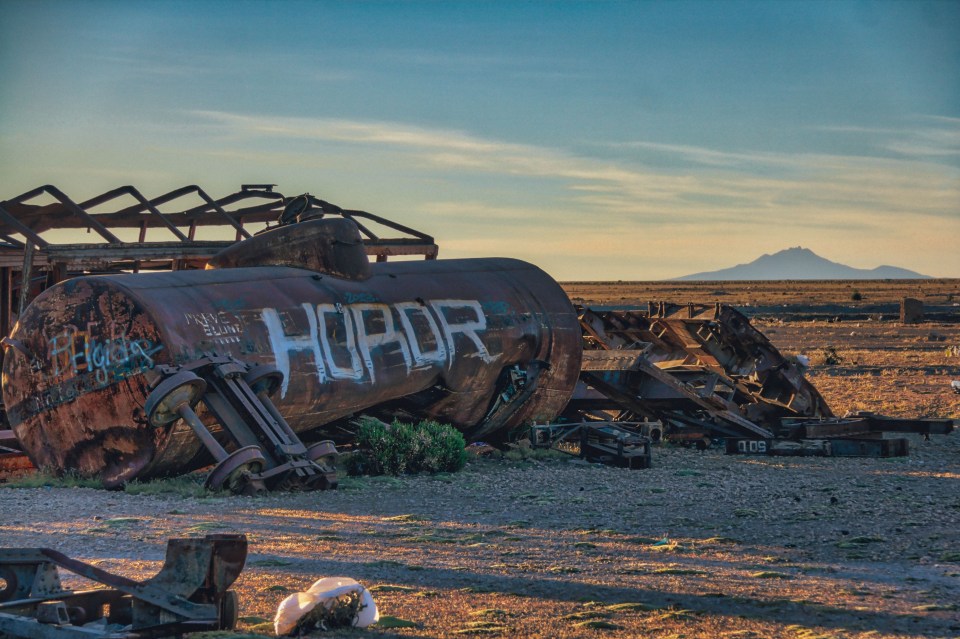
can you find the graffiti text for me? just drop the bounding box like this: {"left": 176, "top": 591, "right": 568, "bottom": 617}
{"left": 262, "top": 299, "right": 498, "bottom": 397}
{"left": 47, "top": 324, "right": 163, "bottom": 386}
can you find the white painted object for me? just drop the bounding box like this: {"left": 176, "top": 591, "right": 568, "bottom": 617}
{"left": 274, "top": 577, "right": 379, "bottom": 635}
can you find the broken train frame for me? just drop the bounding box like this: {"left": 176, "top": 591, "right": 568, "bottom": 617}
{"left": 558, "top": 303, "right": 952, "bottom": 460}
{"left": 0, "top": 184, "right": 953, "bottom": 489}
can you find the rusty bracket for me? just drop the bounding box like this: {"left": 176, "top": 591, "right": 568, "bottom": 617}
{"left": 530, "top": 420, "right": 652, "bottom": 469}
{"left": 145, "top": 355, "right": 337, "bottom": 495}
{"left": 0, "top": 534, "right": 246, "bottom": 639}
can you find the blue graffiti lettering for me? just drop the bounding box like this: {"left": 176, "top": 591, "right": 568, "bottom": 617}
{"left": 46, "top": 325, "right": 162, "bottom": 386}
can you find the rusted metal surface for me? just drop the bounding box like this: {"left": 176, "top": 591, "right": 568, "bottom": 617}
{"left": 0, "top": 184, "right": 434, "bottom": 247}
{"left": 725, "top": 436, "right": 912, "bottom": 457}
{"left": 1, "top": 219, "right": 581, "bottom": 487}
{"left": 579, "top": 303, "right": 832, "bottom": 422}
{"left": 7, "top": 182, "right": 945, "bottom": 481}
{"left": 569, "top": 303, "right": 953, "bottom": 456}
{"left": 208, "top": 218, "right": 373, "bottom": 280}
{"left": 0, "top": 534, "right": 245, "bottom": 639}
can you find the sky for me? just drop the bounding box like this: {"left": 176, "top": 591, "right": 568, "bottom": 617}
{"left": 1, "top": 0, "right": 958, "bottom": 280}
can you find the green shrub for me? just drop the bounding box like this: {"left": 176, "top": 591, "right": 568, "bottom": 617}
{"left": 350, "top": 418, "right": 467, "bottom": 476}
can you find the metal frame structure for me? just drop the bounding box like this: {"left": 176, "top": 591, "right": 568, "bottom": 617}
{"left": 568, "top": 303, "right": 953, "bottom": 457}
{"left": 0, "top": 184, "right": 438, "bottom": 339}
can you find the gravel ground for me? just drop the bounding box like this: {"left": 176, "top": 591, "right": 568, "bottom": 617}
{"left": 2, "top": 433, "right": 958, "bottom": 639}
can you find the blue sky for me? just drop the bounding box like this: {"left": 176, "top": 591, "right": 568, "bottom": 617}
{"left": 1, "top": 0, "right": 958, "bottom": 279}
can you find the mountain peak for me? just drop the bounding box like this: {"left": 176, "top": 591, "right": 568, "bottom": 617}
{"left": 673, "top": 248, "right": 930, "bottom": 281}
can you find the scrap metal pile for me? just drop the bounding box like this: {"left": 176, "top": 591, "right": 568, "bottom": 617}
{"left": 0, "top": 183, "right": 952, "bottom": 490}
{"left": 560, "top": 303, "right": 952, "bottom": 458}
{"left": 0, "top": 184, "right": 581, "bottom": 493}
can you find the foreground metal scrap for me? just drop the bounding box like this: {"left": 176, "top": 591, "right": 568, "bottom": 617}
{"left": 0, "top": 534, "right": 245, "bottom": 639}
{"left": 0, "top": 185, "right": 582, "bottom": 492}
{"left": 570, "top": 303, "right": 953, "bottom": 456}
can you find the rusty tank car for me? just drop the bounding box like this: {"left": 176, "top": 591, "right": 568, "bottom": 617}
{"left": 1, "top": 218, "right": 582, "bottom": 492}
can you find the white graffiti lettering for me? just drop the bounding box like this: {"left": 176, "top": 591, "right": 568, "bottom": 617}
{"left": 429, "top": 299, "right": 494, "bottom": 366}
{"left": 350, "top": 304, "right": 413, "bottom": 385}
{"left": 184, "top": 311, "right": 243, "bottom": 344}
{"left": 261, "top": 298, "right": 498, "bottom": 397}
{"left": 262, "top": 305, "right": 329, "bottom": 396}
{"left": 395, "top": 302, "right": 447, "bottom": 367}
{"left": 315, "top": 303, "right": 364, "bottom": 382}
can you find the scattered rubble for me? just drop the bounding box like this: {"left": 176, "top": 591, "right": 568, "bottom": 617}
{"left": 566, "top": 303, "right": 953, "bottom": 458}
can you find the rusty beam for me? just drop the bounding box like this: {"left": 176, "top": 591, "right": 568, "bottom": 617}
{"left": 78, "top": 186, "right": 190, "bottom": 241}
{"left": 7, "top": 185, "right": 120, "bottom": 243}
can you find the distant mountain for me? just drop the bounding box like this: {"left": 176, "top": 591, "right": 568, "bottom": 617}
{"left": 673, "top": 247, "right": 930, "bottom": 281}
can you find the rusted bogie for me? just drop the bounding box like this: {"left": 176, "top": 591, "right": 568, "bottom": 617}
{"left": 1, "top": 220, "right": 581, "bottom": 486}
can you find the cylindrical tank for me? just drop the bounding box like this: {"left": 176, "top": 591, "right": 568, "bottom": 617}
{"left": 2, "top": 257, "right": 581, "bottom": 485}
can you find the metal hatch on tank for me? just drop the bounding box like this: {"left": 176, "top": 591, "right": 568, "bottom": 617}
{"left": 1, "top": 217, "right": 582, "bottom": 491}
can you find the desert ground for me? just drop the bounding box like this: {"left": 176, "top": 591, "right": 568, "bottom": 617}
{"left": 562, "top": 279, "right": 959, "bottom": 310}
{"left": 2, "top": 280, "right": 959, "bottom": 639}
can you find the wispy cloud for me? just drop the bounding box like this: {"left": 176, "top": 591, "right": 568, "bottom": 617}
{"left": 192, "top": 110, "right": 524, "bottom": 154}
{"left": 812, "top": 117, "right": 960, "bottom": 160}
{"left": 190, "top": 110, "right": 960, "bottom": 223}
{"left": 811, "top": 125, "right": 903, "bottom": 135}
{"left": 603, "top": 140, "right": 791, "bottom": 168}
{"left": 83, "top": 50, "right": 219, "bottom": 79}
